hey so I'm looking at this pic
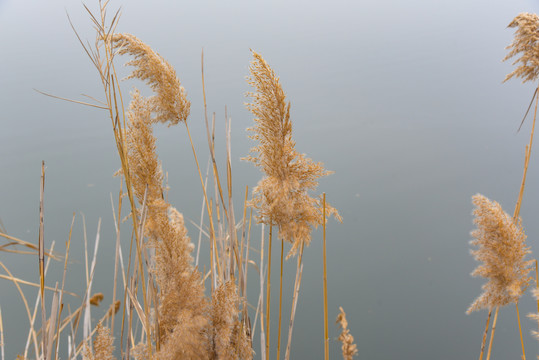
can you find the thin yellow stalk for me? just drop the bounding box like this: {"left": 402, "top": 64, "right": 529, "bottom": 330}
{"left": 111, "top": 183, "right": 123, "bottom": 334}
{"left": 259, "top": 224, "right": 266, "bottom": 360}
{"left": 284, "top": 243, "right": 305, "bottom": 360}
{"left": 54, "top": 213, "right": 75, "bottom": 360}
{"left": 0, "top": 306, "right": 4, "bottom": 360}
{"left": 323, "top": 193, "right": 329, "bottom": 360}
{"left": 266, "top": 221, "right": 273, "bottom": 358}
{"left": 39, "top": 161, "right": 46, "bottom": 360}
{"left": 239, "top": 185, "right": 249, "bottom": 298}
{"left": 201, "top": 50, "right": 229, "bottom": 223}
{"left": 276, "top": 238, "right": 284, "bottom": 360}
{"left": 508, "top": 83, "right": 538, "bottom": 360}
{"left": 24, "top": 242, "right": 56, "bottom": 359}
{"left": 185, "top": 117, "right": 223, "bottom": 282}
{"left": 516, "top": 302, "right": 526, "bottom": 360}
{"left": 536, "top": 259, "right": 539, "bottom": 334}
{"left": 486, "top": 307, "right": 499, "bottom": 360}
{"left": 513, "top": 84, "right": 538, "bottom": 220}
{"left": 478, "top": 309, "right": 492, "bottom": 360}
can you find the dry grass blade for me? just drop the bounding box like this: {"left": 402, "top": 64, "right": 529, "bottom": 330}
{"left": 0, "top": 274, "right": 78, "bottom": 298}
{"left": 33, "top": 89, "right": 108, "bottom": 110}
{"left": 0, "top": 262, "right": 34, "bottom": 352}
{"left": 0, "top": 232, "right": 58, "bottom": 260}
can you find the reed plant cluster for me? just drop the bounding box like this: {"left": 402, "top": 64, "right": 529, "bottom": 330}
{"left": 467, "top": 11, "right": 539, "bottom": 360}
{"left": 0, "top": 1, "right": 357, "bottom": 359}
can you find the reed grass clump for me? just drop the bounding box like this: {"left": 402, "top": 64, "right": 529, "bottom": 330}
{"left": 0, "top": 2, "right": 349, "bottom": 359}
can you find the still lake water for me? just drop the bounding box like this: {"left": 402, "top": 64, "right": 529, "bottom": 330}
{"left": 3, "top": 0, "right": 539, "bottom": 358}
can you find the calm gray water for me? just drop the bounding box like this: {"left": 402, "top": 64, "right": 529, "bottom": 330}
{"left": 2, "top": 0, "right": 539, "bottom": 359}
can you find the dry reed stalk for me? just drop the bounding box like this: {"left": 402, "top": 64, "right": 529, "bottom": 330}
{"left": 515, "top": 302, "right": 526, "bottom": 360}
{"left": 477, "top": 309, "right": 491, "bottom": 360}
{"left": 479, "top": 13, "right": 539, "bottom": 359}
{"left": 71, "top": 4, "right": 152, "bottom": 353}
{"left": 83, "top": 219, "right": 102, "bottom": 351}
{"left": 284, "top": 244, "right": 304, "bottom": 360}
{"left": 24, "top": 242, "right": 56, "bottom": 359}
{"left": 45, "top": 285, "right": 59, "bottom": 360}
{"left": 39, "top": 161, "right": 46, "bottom": 360}
{"left": 536, "top": 260, "right": 539, "bottom": 334}
{"left": 335, "top": 307, "right": 358, "bottom": 360}
{"left": 0, "top": 306, "right": 4, "bottom": 360}
{"left": 53, "top": 213, "right": 75, "bottom": 359}
{"left": 265, "top": 222, "right": 272, "bottom": 358}
{"left": 199, "top": 50, "right": 225, "bottom": 285}
{"left": 259, "top": 224, "right": 266, "bottom": 360}
{"left": 486, "top": 307, "right": 499, "bottom": 360}
{"left": 322, "top": 193, "right": 329, "bottom": 360}
{"left": 110, "top": 183, "right": 124, "bottom": 335}
{"left": 276, "top": 238, "right": 284, "bottom": 360}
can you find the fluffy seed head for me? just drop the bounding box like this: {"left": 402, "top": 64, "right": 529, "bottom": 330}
{"left": 467, "top": 194, "right": 532, "bottom": 313}
{"left": 503, "top": 12, "right": 539, "bottom": 83}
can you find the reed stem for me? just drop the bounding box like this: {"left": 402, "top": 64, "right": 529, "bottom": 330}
{"left": 513, "top": 84, "right": 538, "bottom": 220}
{"left": 478, "top": 309, "right": 492, "bottom": 360}
{"left": 276, "top": 238, "right": 284, "bottom": 360}
{"left": 266, "top": 222, "right": 273, "bottom": 358}
{"left": 536, "top": 259, "right": 539, "bottom": 334}
{"left": 322, "top": 193, "right": 329, "bottom": 360}
{"left": 486, "top": 307, "right": 499, "bottom": 360}
{"left": 516, "top": 302, "right": 526, "bottom": 360}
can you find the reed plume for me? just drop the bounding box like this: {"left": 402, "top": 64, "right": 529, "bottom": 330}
{"left": 467, "top": 194, "right": 533, "bottom": 314}
{"left": 335, "top": 307, "right": 358, "bottom": 360}
{"left": 210, "top": 281, "right": 252, "bottom": 360}
{"left": 112, "top": 33, "right": 190, "bottom": 125}
{"left": 245, "top": 51, "right": 340, "bottom": 258}
{"left": 82, "top": 322, "right": 116, "bottom": 360}
{"left": 125, "top": 94, "right": 210, "bottom": 358}
{"left": 503, "top": 13, "right": 539, "bottom": 84}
